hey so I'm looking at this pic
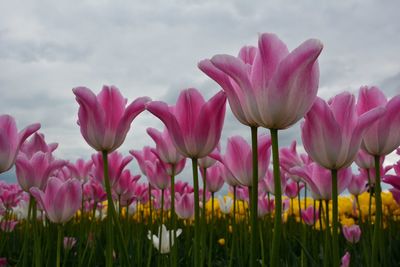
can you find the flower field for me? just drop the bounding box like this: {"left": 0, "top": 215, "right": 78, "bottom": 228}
{"left": 1, "top": 32, "right": 400, "bottom": 267}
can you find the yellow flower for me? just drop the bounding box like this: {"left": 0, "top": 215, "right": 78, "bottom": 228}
{"left": 218, "top": 238, "right": 225, "bottom": 246}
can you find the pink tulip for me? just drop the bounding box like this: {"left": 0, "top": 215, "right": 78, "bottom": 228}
{"left": 301, "top": 93, "right": 384, "bottom": 170}
{"left": 291, "top": 163, "right": 352, "bottom": 200}
{"left": 0, "top": 220, "right": 18, "bottom": 232}
{"left": 19, "top": 132, "right": 58, "bottom": 159}
{"left": 285, "top": 181, "right": 304, "bottom": 199}
{"left": 199, "top": 33, "right": 323, "bottom": 129}
{"left": 280, "top": 141, "right": 311, "bottom": 182}
{"left": 132, "top": 182, "right": 149, "bottom": 204}
{"left": 382, "top": 175, "right": 400, "bottom": 191}
{"left": 16, "top": 152, "right": 65, "bottom": 192}
{"left": 348, "top": 172, "right": 368, "bottom": 196}
{"left": 68, "top": 158, "right": 93, "bottom": 182}
{"left": 356, "top": 86, "right": 400, "bottom": 156}
{"left": 151, "top": 148, "right": 186, "bottom": 176}
{"left": 175, "top": 181, "right": 193, "bottom": 195}
{"left": 301, "top": 206, "right": 319, "bottom": 226}
{"left": 145, "top": 159, "right": 171, "bottom": 190}
{"left": 113, "top": 169, "right": 140, "bottom": 198}
{"left": 130, "top": 146, "right": 158, "bottom": 176}
{"left": 201, "top": 162, "right": 225, "bottom": 193}
{"left": 175, "top": 192, "right": 194, "bottom": 219}
{"left": 199, "top": 145, "right": 220, "bottom": 169}
{"left": 235, "top": 186, "right": 249, "bottom": 202}
{"left": 146, "top": 88, "right": 226, "bottom": 158}
{"left": 342, "top": 225, "right": 361, "bottom": 243}
{"left": 341, "top": 252, "right": 350, "bottom": 267}
{"left": 83, "top": 179, "right": 107, "bottom": 203}
{"left": 261, "top": 169, "right": 287, "bottom": 195}
{"left": 147, "top": 127, "right": 185, "bottom": 164}
{"left": 258, "top": 196, "right": 275, "bottom": 217}
{"left": 73, "top": 85, "right": 150, "bottom": 152}
{"left": 354, "top": 150, "right": 384, "bottom": 170}
{"left": 213, "top": 135, "right": 271, "bottom": 187}
{"left": 91, "top": 151, "right": 132, "bottom": 186}
{"left": 30, "top": 177, "right": 82, "bottom": 223}
{"left": 389, "top": 188, "right": 400, "bottom": 205}
{"left": 219, "top": 163, "right": 240, "bottom": 187}
{"left": 0, "top": 182, "right": 23, "bottom": 209}
{"left": 0, "top": 115, "right": 40, "bottom": 173}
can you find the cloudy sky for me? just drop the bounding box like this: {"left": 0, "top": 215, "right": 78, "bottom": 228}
{"left": 1, "top": 0, "right": 399, "bottom": 184}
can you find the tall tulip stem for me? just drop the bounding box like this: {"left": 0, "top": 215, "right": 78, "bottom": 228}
{"left": 371, "top": 155, "right": 382, "bottom": 266}
{"left": 102, "top": 151, "right": 130, "bottom": 266}
{"left": 331, "top": 169, "right": 339, "bottom": 267}
{"left": 169, "top": 166, "right": 177, "bottom": 267}
{"left": 270, "top": 128, "right": 282, "bottom": 267}
{"left": 191, "top": 158, "right": 200, "bottom": 267}
{"left": 56, "top": 224, "right": 63, "bottom": 267}
{"left": 250, "top": 126, "right": 258, "bottom": 267}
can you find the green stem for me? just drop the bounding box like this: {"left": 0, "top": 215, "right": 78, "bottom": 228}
{"left": 56, "top": 224, "right": 63, "bottom": 267}
{"left": 229, "top": 186, "right": 237, "bottom": 267}
{"left": 324, "top": 200, "right": 331, "bottom": 267}
{"left": 102, "top": 151, "right": 130, "bottom": 266}
{"left": 331, "top": 169, "right": 339, "bottom": 267}
{"left": 192, "top": 158, "right": 200, "bottom": 267}
{"left": 146, "top": 185, "right": 153, "bottom": 267}
{"left": 371, "top": 155, "right": 382, "bottom": 267}
{"left": 201, "top": 167, "right": 207, "bottom": 267}
{"left": 169, "top": 165, "right": 177, "bottom": 267}
{"left": 159, "top": 189, "right": 165, "bottom": 253}
{"left": 207, "top": 193, "right": 215, "bottom": 267}
{"left": 250, "top": 126, "right": 258, "bottom": 267}
{"left": 270, "top": 128, "right": 282, "bottom": 267}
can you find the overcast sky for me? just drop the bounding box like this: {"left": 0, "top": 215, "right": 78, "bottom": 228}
{"left": 1, "top": 0, "right": 399, "bottom": 184}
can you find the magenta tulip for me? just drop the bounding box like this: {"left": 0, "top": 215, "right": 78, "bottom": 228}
{"left": 302, "top": 93, "right": 384, "bottom": 170}
{"left": 201, "top": 162, "right": 225, "bottom": 193}
{"left": 348, "top": 172, "right": 368, "bottom": 196}
{"left": 280, "top": 141, "right": 310, "bottom": 182}
{"left": 261, "top": 169, "right": 287, "bottom": 195}
{"left": 301, "top": 205, "right": 319, "bottom": 226}
{"left": 68, "top": 158, "right": 93, "bottom": 182}
{"left": 356, "top": 86, "right": 400, "bottom": 156}
{"left": 16, "top": 152, "right": 65, "bottom": 192}
{"left": 290, "top": 163, "right": 352, "bottom": 200}
{"left": 213, "top": 135, "right": 271, "bottom": 187}
{"left": 341, "top": 252, "right": 351, "bottom": 267}
{"left": 91, "top": 151, "right": 132, "bottom": 186}
{"left": 19, "top": 133, "right": 58, "bottom": 159}
{"left": 30, "top": 177, "right": 82, "bottom": 223}
{"left": 147, "top": 127, "right": 185, "bottom": 164}
{"left": 73, "top": 85, "right": 150, "bottom": 153}
{"left": 145, "top": 159, "right": 171, "bottom": 190}
{"left": 199, "top": 33, "right": 322, "bottom": 129}
{"left": 0, "top": 115, "right": 40, "bottom": 173}
{"left": 285, "top": 181, "right": 304, "bottom": 199}
{"left": 146, "top": 88, "right": 226, "bottom": 158}
{"left": 175, "top": 192, "right": 194, "bottom": 219}
{"left": 258, "top": 196, "right": 275, "bottom": 217}
{"left": 342, "top": 225, "right": 361, "bottom": 244}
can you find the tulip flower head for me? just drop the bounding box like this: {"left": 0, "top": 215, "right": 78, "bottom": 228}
{"left": 301, "top": 93, "right": 384, "bottom": 170}
{"left": 199, "top": 33, "right": 323, "bottom": 129}
{"left": 146, "top": 88, "right": 226, "bottom": 159}
{"left": 0, "top": 115, "right": 40, "bottom": 173}
{"left": 342, "top": 225, "right": 361, "bottom": 244}
{"left": 357, "top": 86, "right": 400, "bottom": 156}
{"left": 73, "top": 85, "right": 150, "bottom": 153}
{"left": 148, "top": 224, "right": 182, "bottom": 254}
{"left": 30, "top": 177, "right": 82, "bottom": 223}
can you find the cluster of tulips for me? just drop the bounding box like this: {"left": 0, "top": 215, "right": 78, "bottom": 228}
{"left": 1, "top": 32, "right": 400, "bottom": 267}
